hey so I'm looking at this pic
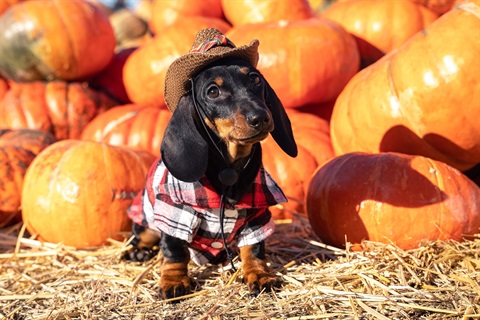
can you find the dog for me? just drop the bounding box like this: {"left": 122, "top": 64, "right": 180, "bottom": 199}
{"left": 125, "top": 28, "right": 297, "bottom": 300}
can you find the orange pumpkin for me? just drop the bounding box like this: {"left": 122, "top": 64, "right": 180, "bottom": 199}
{"left": 221, "top": 0, "right": 313, "bottom": 25}
{"left": 227, "top": 18, "right": 359, "bottom": 109}
{"left": 0, "top": 0, "right": 24, "bottom": 15}
{"left": 261, "top": 111, "right": 334, "bottom": 220}
{"left": 0, "top": 129, "right": 56, "bottom": 227}
{"left": 331, "top": 3, "right": 480, "bottom": 172}
{"left": 150, "top": 0, "right": 224, "bottom": 34}
{"left": 0, "top": 81, "right": 116, "bottom": 140}
{"left": 412, "top": 0, "right": 456, "bottom": 14}
{"left": 322, "top": 0, "right": 437, "bottom": 66}
{"left": 306, "top": 152, "right": 480, "bottom": 250}
{"left": 21, "top": 140, "right": 156, "bottom": 248}
{"left": 81, "top": 104, "right": 172, "bottom": 157}
{"left": 0, "top": 0, "right": 115, "bottom": 82}
{"left": 0, "top": 76, "right": 9, "bottom": 101}
{"left": 123, "top": 17, "right": 231, "bottom": 107}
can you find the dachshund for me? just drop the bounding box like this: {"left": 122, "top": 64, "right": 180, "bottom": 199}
{"left": 125, "top": 57, "right": 297, "bottom": 300}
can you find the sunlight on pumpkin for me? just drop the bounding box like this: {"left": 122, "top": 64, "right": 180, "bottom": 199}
{"left": 423, "top": 70, "right": 439, "bottom": 88}
{"left": 440, "top": 55, "right": 459, "bottom": 79}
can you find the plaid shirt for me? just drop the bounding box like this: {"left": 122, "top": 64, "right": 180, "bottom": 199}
{"left": 128, "top": 158, "right": 287, "bottom": 266}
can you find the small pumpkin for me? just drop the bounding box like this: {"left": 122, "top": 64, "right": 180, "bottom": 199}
{"left": 81, "top": 104, "right": 172, "bottom": 157}
{"left": 150, "top": 0, "right": 224, "bottom": 34}
{"left": 412, "top": 0, "right": 456, "bottom": 14}
{"left": 227, "top": 18, "right": 359, "bottom": 108}
{"left": 306, "top": 152, "right": 480, "bottom": 250}
{"left": 0, "top": 81, "right": 116, "bottom": 140}
{"left": 21, "top": 140, "right": 157, "bottom": 248}
{"left": 0, "top": 129, "right": 56, "bottom": 227}
{"left": 261, "top": 111, "right": 334, "bottom": 220}
{"left": 0, "top": 0, "right": 116, "bottom": 82}
{"left": 221, "top": 0, "right": 313, "bottom": 25}
{"left": 322, "top": 0, "right": 437, "bottom": 66}
{"left": 123, "top": 17, "right": 231, "bottom": 107}
{"left": 330, "top": 2, "right": 480, "bottom": 172}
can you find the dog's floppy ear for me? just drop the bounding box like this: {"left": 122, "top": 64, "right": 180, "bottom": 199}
{"left": 265, "top": 81, "right": 298, "bottom": 157}
{"left": 161, "top": 95, "right": 208, "bottom": 182}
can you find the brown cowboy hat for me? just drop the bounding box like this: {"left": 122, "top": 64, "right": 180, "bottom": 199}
{"left": 164, "top": 28, "right": 260, "bottom": 112}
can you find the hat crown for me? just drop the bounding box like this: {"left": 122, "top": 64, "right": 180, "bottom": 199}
{"left": 190, "top": 28, "right": 236, "bottom": 53}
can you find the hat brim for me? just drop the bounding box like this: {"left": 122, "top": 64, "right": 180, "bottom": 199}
{"left": 164, "top": 40, "right": 260, "bottom": 112}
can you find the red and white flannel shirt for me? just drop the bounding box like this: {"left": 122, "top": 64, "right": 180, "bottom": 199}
{"left": 128, "top": 158, "right": 287, "bottom": 266}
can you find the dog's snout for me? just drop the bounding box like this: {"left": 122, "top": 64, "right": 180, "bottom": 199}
{"left": 246, "top": 110, "right": 271, "bottom": 130}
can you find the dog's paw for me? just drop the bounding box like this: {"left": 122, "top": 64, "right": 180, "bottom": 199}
{"left": 123, "top": 247, "right": 158, "bottom": 262}
{"left": 160, "top": 275, "right": 193, "bottom": 300}
{"left": 243, "top": 271, "right": 282, "bottom": 296}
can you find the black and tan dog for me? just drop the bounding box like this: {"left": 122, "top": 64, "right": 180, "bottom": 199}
{"left": 126, "top": 28, "right": 297, "bottom": 299}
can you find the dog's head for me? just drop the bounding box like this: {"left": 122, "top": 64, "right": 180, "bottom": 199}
{"left": 161, "top": 29, "right": 297, "bottom": 182}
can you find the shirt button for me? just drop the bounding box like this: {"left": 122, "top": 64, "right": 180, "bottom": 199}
{"left": 224, "top": 209, "right": 237, "bottom": 218}
{"left": 211, "top": 241, "right": 223, "bottom": 249}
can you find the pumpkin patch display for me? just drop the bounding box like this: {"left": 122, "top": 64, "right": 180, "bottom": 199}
{"left": 0, "top": 129, "right": 56, "bottom": 227}
{"left": 0, "top": 81, "right": 116, "bottom": 140}
{"left": 0, "top": 0, "right": 116, "bottom": 82}
{"left": 123, "top": 17, "right": 231, "bottom": 107}
{"left": 306, "top": 152, "right": 480, "bottom": 250}
{"left": 330, "top": 2, "right": 480, "bottom": 172}
{"left": 21, "top": 140, "right": 156, "bottom": 248}
{"left": 221, "top": 0, "right": 314, "bottom": 25}
{"left": 227, "top": 18, "right": 360, "bottom": 109}
{"left": 81, "top": 104, "right": 171, "bottom": 157}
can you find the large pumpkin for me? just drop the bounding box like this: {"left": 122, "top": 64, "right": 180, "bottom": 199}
{"left": 150, "top": 0, "right": 224, "bottom": 34}
{"left": 0, "top": 0, "right": 115, "bottom": 82}
{"left": 123, "top": 17, "right": 231, "bottom": 107}
{"left": 221, "top": 0, "right": 313, "bottom": 25}
{"left": 330, "top": 2, "right": 480, "bottom": 172}
{"left": 261, "top": 111, "right": 334, "bottom": 220}
{"left": 227, "top": 18, "right": 359, "bottom": 109}
{"left": 21, "top": 140, "right": 156, "bottom": 248}
{"left": 0, "top": 129, "right": 56, "bottom": 227}
{"left": 307, "top": 152, "right": 480, "bottom": 250}
{"left": 322, "top": 0, "right": 437, "bottom": 65}
{"left": 0, "top": 81, "right": 116, "bottom": 140}
{"left": 81, "top": 104, "right": 171, "bottom": 157}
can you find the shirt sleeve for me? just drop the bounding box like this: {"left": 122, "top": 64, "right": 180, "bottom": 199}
{"left": 236, "top": 208, "right": 275, "bottom": 247}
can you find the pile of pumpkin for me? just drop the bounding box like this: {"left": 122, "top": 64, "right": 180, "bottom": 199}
{"left": 0, "top": 0, "right": 478, "bottom": 251}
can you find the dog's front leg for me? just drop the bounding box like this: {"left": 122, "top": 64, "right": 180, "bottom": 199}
{"left": 159, "top": 233, "right": 192, "bottom": 299}
{"left": 240, "top": 241, "right": 281, "bottom": 295}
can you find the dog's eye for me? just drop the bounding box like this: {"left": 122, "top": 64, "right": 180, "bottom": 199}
{"left": 207, "top": 86, "right": 220, "bottom": 98}
{"left": 249, "top": 73, "right": 261, "bottom": 85}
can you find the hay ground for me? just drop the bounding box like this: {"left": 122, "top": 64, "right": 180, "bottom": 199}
{"left": 1, "top": 216, "right": 479, "bottom": 320}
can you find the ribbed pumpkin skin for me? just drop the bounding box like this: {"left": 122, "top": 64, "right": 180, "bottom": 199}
{"left": 0, "top": 129, "right": 56, "bottom": 227}
{"left": 221, "top": 0, "right": 313, "bottom": 25}
{"left": 123, "top": 17, "right": 231, "bottom": 107}
{"left": 0, "top": 81, "right": 116, "bottom": 140}
{"left": 21, "top": 140, "right": 156, "bottom": 248}
{"left": 81, "top": 104, "right": 172, "bottom": 157}
{"left": 0, "top": 0, "right": 115, "bottom": 82}
{"left": 322, "top": 0, "right": 437, "bottom": 61}
{"left": 227, "top": 18, "right": 360, "bottom": 108}
{"left": 330, "top": 3, "right": 480, "bottom": 172}
{"left": 306, "top": 152, "right": 480, "bottom": 250}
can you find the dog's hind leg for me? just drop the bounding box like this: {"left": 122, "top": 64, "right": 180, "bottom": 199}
{"left": 124, "top": 222, "right": 161, "bottom": 262}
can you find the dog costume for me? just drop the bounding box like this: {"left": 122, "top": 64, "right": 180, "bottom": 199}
{"left": 127, "top": 28, "right": 288, "bottom": 266}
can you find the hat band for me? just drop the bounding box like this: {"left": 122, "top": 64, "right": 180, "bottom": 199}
{"left": 191, "top": 35, "right": 235, "bottom": 53}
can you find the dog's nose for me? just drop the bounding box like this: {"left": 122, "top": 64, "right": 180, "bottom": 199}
{"left": 246, "top": 110, "right": 271, "bottom": 130}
